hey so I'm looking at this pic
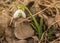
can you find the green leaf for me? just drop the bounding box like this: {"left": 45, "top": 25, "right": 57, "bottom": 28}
{"left": 38, "top": 18, "right": 43, "bottom": 39}
{"left": 30, "top": 23, "right": 38, "bottom": 32}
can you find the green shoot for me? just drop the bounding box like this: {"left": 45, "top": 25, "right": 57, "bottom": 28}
{"left": 48, "top": 28, "right": 55, "bottom": 41}
{"left": 30, "top": 23, "right": 38, "bottom": 32}
{"left": 38, "top": 18, "right": 43, "bottom": 39}
{"left": 18, "top": 4, "right": 43, "bottom": 40}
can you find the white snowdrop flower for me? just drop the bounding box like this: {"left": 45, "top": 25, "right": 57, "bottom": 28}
{"left": 13, "top": 10, "right": 26, "bottom": 18}
{"left": 9, "top": 10, "right": 26, "bottom": 25}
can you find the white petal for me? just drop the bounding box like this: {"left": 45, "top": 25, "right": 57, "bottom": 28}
{"left": 13, "top": 10, "right": 26, "bottom": 18}
{"left": 13, "top": 10, "right": 21, "bottom": 18}
{"left": 21, "top": 10, "right": 26, "bottom": 18}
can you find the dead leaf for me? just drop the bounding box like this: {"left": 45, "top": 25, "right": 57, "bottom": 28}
{"left": 14, "top": 22, "right": 34, "bottom": 39}
{"left": 55, "top": 14, "right": 60, "bottom": 22}
{"left": 47, "top": 17, "right": 54, "bottom": 26}
{"left": 55, "top": 13, "right": 60, "bottom": 26}
{"left": 0, "top": 10, "right": 11, "bottom": 27}
{"left": 16, "top": 40, "right": 27, "bottom": 43}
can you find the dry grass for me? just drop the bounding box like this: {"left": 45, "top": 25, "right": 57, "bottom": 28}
{"left": 0, "top": 0, "right": 60, "bottom": 43}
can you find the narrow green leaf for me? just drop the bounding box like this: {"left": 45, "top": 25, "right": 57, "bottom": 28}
{"left": 30, "top": 23, "right": 38, "bottom": 32}
{"left": 38, "top": 17, "right": 43, "bottom": 39}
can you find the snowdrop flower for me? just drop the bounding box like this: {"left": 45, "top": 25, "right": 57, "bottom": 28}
{"left": 9, "top": 10, "right": 26, "bottom": 25}
{"left": 13, "top": 10, "right": 26, "bottom": 18}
